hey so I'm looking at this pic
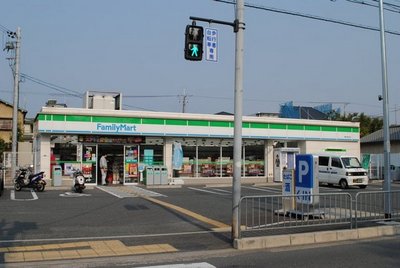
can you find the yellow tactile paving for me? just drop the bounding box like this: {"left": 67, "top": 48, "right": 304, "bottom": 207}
{"left": 59, "top": 249, "right": 79, "bottom": 259}
{"left": 158, "top": 243, "right": 179, "bottom": 252}
{"left": 23, "top": 245, "right": 43, "bottom": 251}
{"left": 144, "top": 196, "right": 230, "bottom": 229}
{"left": 0, "top": 247, "right": 9, "bottom": 253}
{"left": 77, "top": 249, "right": 98, "bottom": 258}
{"left": 23, "top": 251, "right": 43, "bottom": 261}
{"left": 4, "top": 252, "right": 24, "bottom": 263}
{"left": 1, "top": 240, "right": 178, "bottom": 263}
{"left": 127, "top": 245, "right": 150, "bottom": 254}
{"left": 41, "top": 250, "right": 62, "bottom": 260}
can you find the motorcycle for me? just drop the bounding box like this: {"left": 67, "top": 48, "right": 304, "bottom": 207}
{"left": 14, "top": 166, "right": 46, "bottom": 192}
{"left": 71, "top": 169, "right": 87, "bottom": 193}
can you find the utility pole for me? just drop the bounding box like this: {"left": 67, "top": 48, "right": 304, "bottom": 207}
{"left": 11, "top": 27, "right": 21, "bottom": 181}
{"left": 232, "top": 0, "right": 245, "bottom": 241}
{"left": 378, "top": 0, "right": 392, "bottom": 218}
{"left": 179, "top": 89, "right": 191, "bottom": 113}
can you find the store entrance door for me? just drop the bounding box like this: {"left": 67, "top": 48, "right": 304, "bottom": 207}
{"left": 98, "top": 145, "right": 124, "bottom": 185}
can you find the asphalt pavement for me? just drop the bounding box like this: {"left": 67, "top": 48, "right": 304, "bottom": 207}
{"left": 0, "top": 181, "right": 399, "bottom": 266}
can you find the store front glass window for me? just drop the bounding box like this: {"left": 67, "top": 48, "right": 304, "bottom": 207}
{"left": 221, "top": 145, "right": 234, "bottom": 177}
{"left": 173, "top": 138, "right": 265, "bottom": 178}
{"left": 244, "top": 142, "right": 265, "bottom": 177}
{"left": 181, "top": 145, "right": 196, "bottom": 177}
{"left": 139, "top": 145, "right": 163, "bottom": 165}
{"left": 197, "top": 138, "right": 221, "bottom": 177}
{"left": 50, "top": 135, "right": 78, "bottom": 178}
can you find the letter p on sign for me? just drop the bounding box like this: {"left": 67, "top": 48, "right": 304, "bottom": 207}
{"left": 298, "top": 160, "right": 309, "bottom": 184}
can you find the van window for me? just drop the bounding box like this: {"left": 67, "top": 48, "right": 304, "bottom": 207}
{"left": 331, "top": 157, "right": 343, "bottom": 168}
{"left": 319, "top": 156, "right": 329, "bottom": 166}
{"left": 341, "top": 157, "right": 362, "bottom": 168}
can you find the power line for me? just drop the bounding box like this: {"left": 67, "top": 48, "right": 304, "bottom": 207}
{"left": 214, "top": 0, "right": 400, "bottom": 36}
{"left": 20, "top": 73, "right": 83, "bottom": 98}
{"left": 341, "top": 0, "right": 400, "bottom": 12}
{"left": 124, "top": 95, "right": 177, "bottom": 98}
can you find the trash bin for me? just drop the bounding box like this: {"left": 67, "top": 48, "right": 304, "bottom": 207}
{"left": 153, "top": 166, "right": 161, "bottom": 185}
{"left": 160, "top": 166, "right": 168, "bottom": 185}
{"left": 52, "top": 165, "right": 62, "bottom": 186}
{"left": 145, "top": 166, "right": 154, "bottom": 185}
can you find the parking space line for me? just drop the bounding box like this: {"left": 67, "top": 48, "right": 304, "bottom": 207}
{"left": 242, "top": 186, "right": 281, "bottom": 193}
{"left": 10, "top": 189, "right": 38, "bottom": 201}
{"left": 208, "top": 188, "right": 231, "bottom": 193}
{"left": 188, "top": 187, "right": 229, "bottom": 196}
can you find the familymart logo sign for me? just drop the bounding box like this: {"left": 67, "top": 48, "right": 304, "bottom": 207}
{"left": 96, "top": 123, "right": 137, "bottom": 133}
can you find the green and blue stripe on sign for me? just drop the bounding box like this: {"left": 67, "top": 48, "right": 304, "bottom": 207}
{"left": 36, "top": 114, "right": 359, "bottom": 133}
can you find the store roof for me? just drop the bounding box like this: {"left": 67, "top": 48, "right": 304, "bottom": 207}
{"left": 361, "top": 125, "right": 400, "bottom": 143}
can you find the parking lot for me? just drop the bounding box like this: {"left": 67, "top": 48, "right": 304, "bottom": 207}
{"left": 0, "top": 181, "right": 399, "bottom": 262}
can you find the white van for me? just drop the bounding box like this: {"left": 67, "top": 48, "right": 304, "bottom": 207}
{"left": 317, "top": 154, "right": 368, "bottom": 189}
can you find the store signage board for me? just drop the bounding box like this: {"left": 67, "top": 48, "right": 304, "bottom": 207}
{"left": 205, "top": 28, "right": 218, "bottom": 62}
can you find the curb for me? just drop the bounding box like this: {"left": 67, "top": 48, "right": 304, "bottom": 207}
{"left": 233, "top": 224, "right": 400, "bottom": 250}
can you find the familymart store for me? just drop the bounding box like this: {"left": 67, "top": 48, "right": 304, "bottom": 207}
{"left": 34, "top": 107, "right": 361, "bottom": 186}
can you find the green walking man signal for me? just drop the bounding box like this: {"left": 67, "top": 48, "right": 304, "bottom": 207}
{"left": 184, "top": 25, "right": 204, "bottom": 61}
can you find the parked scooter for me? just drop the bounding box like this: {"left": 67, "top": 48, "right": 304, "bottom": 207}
{"left": 14, "top": 166, "right": 46, "bottom": 192}
{"left": 71, "top": 169, "right": 86, "bottom": 193}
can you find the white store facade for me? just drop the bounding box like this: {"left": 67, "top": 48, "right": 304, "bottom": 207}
{"left": 34, "top": 106, "right": 361, "bottom": 186}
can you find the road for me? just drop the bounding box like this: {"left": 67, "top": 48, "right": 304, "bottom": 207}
{"left": 0, "top": 181, "right": 399, "bottom": 266}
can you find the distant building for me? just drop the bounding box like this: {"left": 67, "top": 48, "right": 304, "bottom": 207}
{"left": 280, "top": 102, "right": 329, "bottom": 120}
{"left": 214, "top": 111, "right": 234, "bottom": 116}
{"left": 361, "top": 125, "right": 400, "bottom": 154}
{"left": 0, "top": 99, "right": 27, "bottom": 143}
{"left": 251, "top": 112, "right": 280, "bottom": 118}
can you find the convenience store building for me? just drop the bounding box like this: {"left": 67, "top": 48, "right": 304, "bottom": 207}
{"left": 34, "top": 106, "right": 361, "bottom": 186}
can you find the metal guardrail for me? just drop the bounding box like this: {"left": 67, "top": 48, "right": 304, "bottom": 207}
{"left": 355, "top": 190, "right": 400, "bottom": 228}
{"left": 239, "top": 190, "right": 400, "bottom": 236}
{"left": 239, "top": 193, "right": 353, "bottom": 235}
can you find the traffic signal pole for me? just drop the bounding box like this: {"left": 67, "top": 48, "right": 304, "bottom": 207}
{"left": 188, "top": 0, "right": 245, "bottom": 242}
{"left": 232, "top": 0, "right": 245, "bottom": 241}
{"left": 378, "top": 0, "right": 392, "bottom": 219}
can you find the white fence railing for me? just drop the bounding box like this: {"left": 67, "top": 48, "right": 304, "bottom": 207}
{"left": 239, "top": 190, "right": 400, "bottom": 237}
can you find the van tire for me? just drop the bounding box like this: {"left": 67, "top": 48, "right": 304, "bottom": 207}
{"left": 339, "top": 179, "right": 348, "bottom": 189}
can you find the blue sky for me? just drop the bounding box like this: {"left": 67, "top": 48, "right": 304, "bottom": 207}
{"left": 1, "top": 0, "right": 400, "bottom": 123}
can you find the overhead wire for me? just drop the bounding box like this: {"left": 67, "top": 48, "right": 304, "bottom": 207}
{"left": 342, "top": 0, "right": 400, "bottom": 12}
{"left": 20, "top": 73, "right": 83, "bottom": 98}
{"left": 214, "top": 0, "right": 400, "bottom": 35}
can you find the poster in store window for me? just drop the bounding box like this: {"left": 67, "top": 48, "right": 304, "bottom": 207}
{"left": 173, "top": 142, "right": 183, "bottom": 170}
{"left": 125, "top": 145, "right": 138, "bottom": 182}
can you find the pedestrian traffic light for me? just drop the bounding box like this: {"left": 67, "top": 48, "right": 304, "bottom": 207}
{"left": 184, "top": 25, "right": 204, "bottom": 61}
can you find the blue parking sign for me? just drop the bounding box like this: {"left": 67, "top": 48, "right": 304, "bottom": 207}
{"left": 295, "top": 154, "right": 319, "bottom": 205}
{"left": 295, "top": 154, "right": 314, "bottom": 188}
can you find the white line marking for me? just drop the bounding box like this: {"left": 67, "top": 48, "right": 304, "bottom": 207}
{"left": 242, "top": 186, "right": 281, "bottom": 193}
{"left": 208, "top": 188, "right": 231, "bottom": 193}
{"left": 188, "top": 187, "right": 229, "bottom": 196}
{"left": 96, "top": 186, "right": 124, "bottom": 198}
{"left": 59, "top": 192, "right": 91, "bottom": 197}
{"left": 10, "top": 189, "right": 38, "bottom": 201}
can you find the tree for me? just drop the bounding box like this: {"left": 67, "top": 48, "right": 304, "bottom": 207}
{"left": 328, "top": 111, "right": 383, "bottom": 138}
